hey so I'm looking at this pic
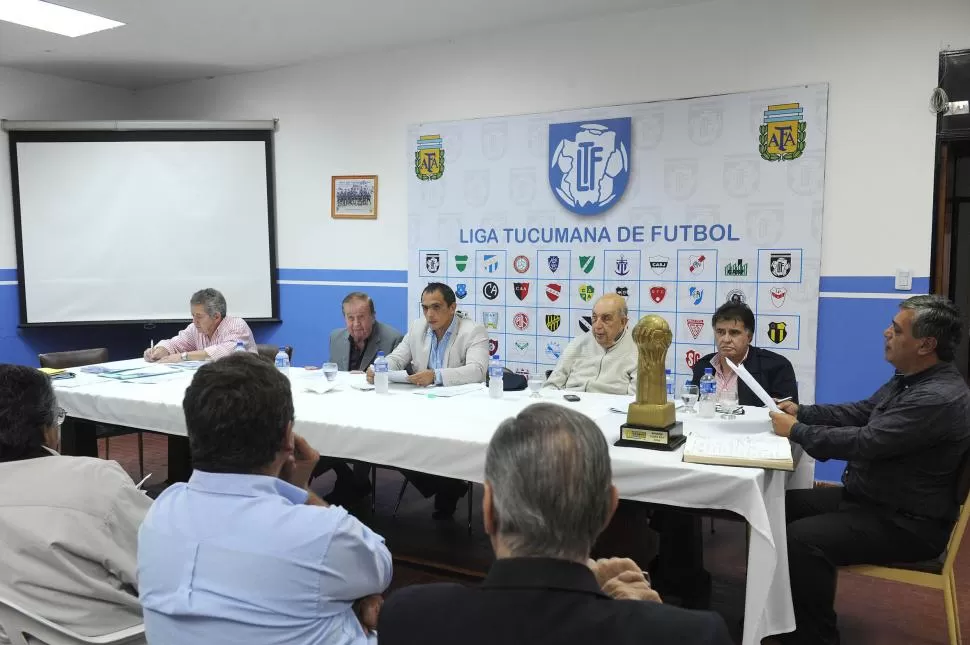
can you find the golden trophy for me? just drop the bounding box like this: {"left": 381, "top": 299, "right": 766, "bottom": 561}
{"left": 616, "top": 315, "right": 685, "bottom": 450}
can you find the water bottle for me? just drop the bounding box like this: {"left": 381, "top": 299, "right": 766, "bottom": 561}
{"left": 488, "top": 354, "right": 504, "bottom": 399}
{"left": 233, "top": 340, "right": 246, "bottom": 353}
{"left": 665, "top": 368, "right": 674, "bottom": 399}
{"left": 698, "top": 367, "right": 716, "bottom": 418}
{"left": 373, "top": 351, "right": 389, "bottom": 395}
{"left": 274, "top": 347, "right": 290, "bottom": 378}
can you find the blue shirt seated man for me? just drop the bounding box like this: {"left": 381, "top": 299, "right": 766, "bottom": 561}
{"left": 138, "top": 353, "right": 392, "bottom": 645}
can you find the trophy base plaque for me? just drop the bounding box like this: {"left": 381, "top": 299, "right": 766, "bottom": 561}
{"left": 615, "top": 421, "right": 685, "bottom": 451}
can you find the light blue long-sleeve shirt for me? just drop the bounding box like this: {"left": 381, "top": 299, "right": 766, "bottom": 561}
{"left": 427, "top": 314, "right": 460, "bottom": 385}
{"left": 137, "top": 470, "right": 392, "bottom": 645}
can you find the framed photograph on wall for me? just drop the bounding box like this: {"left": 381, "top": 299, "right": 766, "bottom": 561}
{"left": 331, "top": 175, "right": 378, "bottom": 219}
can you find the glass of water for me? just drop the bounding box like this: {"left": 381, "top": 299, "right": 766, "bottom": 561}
{"left": 719, "top": 383, "right": 739, "bottom": 420}
{"left": 322, "top": 362, "right": 338, "bottom": 382}
{"left": 528, "top": 374, "right": 544, "bottom": 398}
{"left": 681, "top": 383, "right": 698, "bottom": 414}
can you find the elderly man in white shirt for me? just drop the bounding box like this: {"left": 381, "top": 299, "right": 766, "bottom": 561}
{"left": 544, "top": 293, "right": 637, "bottom": 395}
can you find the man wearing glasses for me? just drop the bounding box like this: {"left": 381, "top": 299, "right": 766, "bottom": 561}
{"left": 0, "top": 364, "right": 152, "bottom": 640}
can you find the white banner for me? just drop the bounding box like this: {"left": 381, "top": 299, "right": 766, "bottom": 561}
{"left": 408, "top": 84, "right": 828, "bottom": 402}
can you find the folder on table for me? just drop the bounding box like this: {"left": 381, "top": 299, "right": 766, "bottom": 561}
{"left": 683, "top": 433, "right": 794, "bottom": 471}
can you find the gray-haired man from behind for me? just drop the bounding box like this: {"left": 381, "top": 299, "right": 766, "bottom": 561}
{"left": 377, "top": 403, "right": 732, "bottom": 645}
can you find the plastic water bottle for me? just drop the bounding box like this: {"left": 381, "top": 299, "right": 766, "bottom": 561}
{"left": 698, "top": 367, "right": 716, "bottom": 418}
{"left": 488, "top": 354, "right": 504, "bottom": 399}
{"left": 373, "top": 351, "right": 389, "bottom": 395}
{"left": 233, "top": 340, "right": 246, "bottom": 353}
{"left": 665, "top": 368, "right": 674, "bottom": 399}
{"left": 274, "top": 347, "right": 290, "bottom": 378}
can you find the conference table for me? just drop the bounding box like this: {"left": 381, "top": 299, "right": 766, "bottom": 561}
{"left": 53, "top": 359, "right": 811, "bottom": 645}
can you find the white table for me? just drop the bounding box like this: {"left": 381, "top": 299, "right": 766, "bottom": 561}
{"left": 54, "top": 359, "right": 809, "bottom": 645}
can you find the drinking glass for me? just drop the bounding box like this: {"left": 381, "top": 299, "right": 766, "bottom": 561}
{"left": 528, "top": 374, "right": 544, "bottom": 398}
{"left": 322, "top": 362, "right": 338, "bottom": 382}
{"left": 681, "top": 383, "right": 699, "bottom": 414}
{"left": 719, "top": 383, "right": 739, "bottom": 420}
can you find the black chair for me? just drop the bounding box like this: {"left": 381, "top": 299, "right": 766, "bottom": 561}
{"left": 393, "top": 477, "right": 475, "bottom": 536}
{"left": 38, "top": 348, "right": 144, "bottom": 478}
{"left": 256, "top": 344, "right": 293, "bottom": 363}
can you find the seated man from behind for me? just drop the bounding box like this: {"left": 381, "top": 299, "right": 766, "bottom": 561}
{"left": 691, "top": 300, "right": 798, "bottom": 404}
{"left": 770, "top": 295, "right": 970, "bottom": 645}
{"left": 144, "top": 287, "right": 256, "bottom": 362}
{"left": 543, "top": 293, "right": 637, "bottom": 395}
{"left": 0, "top": 365, "right": 151, "bottom": 640}
{"left": 379, "top": 402, "right": 731, "bottom": 645}
{"left": 138, "top": 353, "right": 392, "bottom": 645}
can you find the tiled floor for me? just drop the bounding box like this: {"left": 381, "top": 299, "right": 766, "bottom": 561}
{"left": 105, "top": 432, "right": 968, "bottom": 644}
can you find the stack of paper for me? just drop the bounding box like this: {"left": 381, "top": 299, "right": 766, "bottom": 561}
{"left": 683, "top": 433, "right": 793, "bottom": 471}
{"left": 413, "top": 383, "right": 483, "bottom": 398}
{"left": 96, "top": 365, "right": 180, "bottom": 381}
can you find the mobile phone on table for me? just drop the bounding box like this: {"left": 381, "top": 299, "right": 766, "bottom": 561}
{"left": 563, "top": 394, "right": 581, "bottom": 402}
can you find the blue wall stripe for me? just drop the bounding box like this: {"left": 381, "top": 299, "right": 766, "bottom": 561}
{"left": 0, "top": 269, "right": 17, "bottom": 282}
{"left": 277, "top": 268, "right": 408, "bottom": 283}
{"left": 819, "top": 276, "right": 929, "bottom": 294}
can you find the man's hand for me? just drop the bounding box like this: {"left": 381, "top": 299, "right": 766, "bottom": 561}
{"left": 769, "top": 411, "right": 797, "bottom": 438}
{"left": 354, "top": 594, "right": 383, "bottom": 635}
{"left": 407, "top": 369, "right": 435, "bottom": 387}
{"left": 777, "top": 400, "right": 799, "bottom": 416}
{"left": 157, "top": 353, "right": 182, "bottom": 363}
{"left": 279, "top": 433, "right": 321, "bottom": 489}
{"left": 601, "top": 570, "right": 662, "bottom": 603}
{"left": 144, "top": 346, "right": 170, "bottom": 362}
{"left": 365, "top": 367, "right": 375, "bottom": 384}
{"left": 587, "top": 557, "right": 641, "bottom": 589}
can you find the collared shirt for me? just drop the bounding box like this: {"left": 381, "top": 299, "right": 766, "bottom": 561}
{"left": 138, "top": 471, "right": 393, "bottom": 645}
{"left": 427, "top": 314, "right": 460, "bottom": 385}
{"left": 158, "top": 315, "right": 257, "bottom": 360}
{"left": 348, "top": 332, "right": 372, "bottom": 372}
{"left": 792, "top": 362, "right": 970, "bottom": 522}
{"left": 0, "top": 454, "right": 151, "bottom": 642}
{"left": 710, "top": 349, "right": 748, "bottom": 395}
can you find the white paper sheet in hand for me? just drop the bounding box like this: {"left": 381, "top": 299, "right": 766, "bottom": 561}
{"left": 724, "top": 357, "right": 780, "bottom": 412}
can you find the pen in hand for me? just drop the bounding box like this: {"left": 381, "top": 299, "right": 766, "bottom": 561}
{"left": 775, "top": 396, "right": 793, "bottom": 404}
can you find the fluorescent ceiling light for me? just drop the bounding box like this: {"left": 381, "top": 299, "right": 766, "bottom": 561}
{"left": 0, "top": 0, "right": 124, "bottom": 37}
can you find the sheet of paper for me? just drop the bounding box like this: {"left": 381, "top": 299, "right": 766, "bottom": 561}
{"left": 685, "top": 433, "right": 791, "bottom": 461}
{"left": 413, "top": 383, "right": 483, "bottom": 398}
{"left": 389, "top": 370, "right": 410, "bottom": 384}
{"left": 724, "top": 357, "right": 780, "bottom": 412}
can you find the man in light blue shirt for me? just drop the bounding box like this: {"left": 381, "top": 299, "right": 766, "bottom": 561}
{"left": 138, "top": 353, "right": 392, "bottom": 645}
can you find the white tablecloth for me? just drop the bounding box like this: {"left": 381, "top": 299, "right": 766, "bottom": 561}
{"left": 54, "top": 359, "right": 808, "bottom": 645}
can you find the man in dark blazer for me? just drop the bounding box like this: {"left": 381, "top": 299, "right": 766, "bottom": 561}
{"left": 378, "top": 403, "right": 731, "bottom": 645}
{"left": 690, "top": 300, "right": 798, "bottom": 405}
{"left": 316, "top": 292, "right": 403, "bottom": 504}
{"left": 328, "top": 292, "right": 403, "bottom": 372}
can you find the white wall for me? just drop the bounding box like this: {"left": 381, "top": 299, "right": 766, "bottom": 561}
{"left": 0, "top": 67, "right": 134, "bottom": 268}
{"left": 133, "top": 0, "right": 969, "bottom": 276}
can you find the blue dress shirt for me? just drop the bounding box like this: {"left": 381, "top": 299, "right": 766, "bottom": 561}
{"left": 427, "top": 314, "right": 460, "bottom": 385}
{"left": 138, "top": 470, "right": 392, "bottom": 645}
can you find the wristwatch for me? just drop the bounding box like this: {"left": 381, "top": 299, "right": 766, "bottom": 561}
{"left": 181, "top": 352, "right": 188, "bottom": 361}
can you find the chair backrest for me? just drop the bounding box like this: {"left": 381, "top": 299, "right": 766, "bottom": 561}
{"left": 38, "top": 348, "right": 109, "bottom": 369}
{"left": 256, "top": 344, "right": 293, "bottom": 363}
{"left": 942, "top": 448, "right": 970, "bottom": 573}
{"left": 0, "top": 595, "right": 145, "bottom": 645}
{"left": 955, "top": 447, "right": 970, "bottom": 507}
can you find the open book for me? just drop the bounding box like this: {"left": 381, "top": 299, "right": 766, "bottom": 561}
{"left": 683, "top": 433, "right": 794, "bottom": 471}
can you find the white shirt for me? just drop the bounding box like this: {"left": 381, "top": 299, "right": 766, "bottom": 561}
{"left": 543, "top": 328, "right": 638, "bottom": 395}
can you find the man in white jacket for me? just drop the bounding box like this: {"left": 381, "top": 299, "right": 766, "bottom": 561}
{"left": 544, "top": 293, "right": 637, "bottom": 395}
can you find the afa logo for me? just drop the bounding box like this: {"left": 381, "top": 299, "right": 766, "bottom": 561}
{"left": 759, "top": 103, "right": 806, "bottom": 162}
{"left": 415, "top": 134, "right": 445, "bottom": 180}
{"left": 685, "top": 349, "right": 702, "bottom": 369}
{"left": 455, "top": 283, "right": 468, "bottom": 300}
{"left": 549, "top": 117, "right": 631, "bottom": 216}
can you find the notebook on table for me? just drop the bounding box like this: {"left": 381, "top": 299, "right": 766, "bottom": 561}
{"left": 683, "top": 433, "right": 794, "bottom": 471}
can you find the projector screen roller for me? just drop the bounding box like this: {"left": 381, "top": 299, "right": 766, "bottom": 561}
{"left": 10, "top": 131, "right": 278, "bottom": 324}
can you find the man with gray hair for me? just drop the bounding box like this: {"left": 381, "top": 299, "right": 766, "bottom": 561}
{"left": 329, "top": 292, "right": 403, "bottom": 372}
{"left": 770, "top": 295, "right": 970, "bottom": 645}
{"left": 378, "top": 403, "right": 731, "bottom": 645}
{"left": 145, "top": 288, "right": 256, "bottom": 362}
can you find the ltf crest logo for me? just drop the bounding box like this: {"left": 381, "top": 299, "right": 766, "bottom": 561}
{"left": 549, "top": 117, "right": 631, "bottom": 216}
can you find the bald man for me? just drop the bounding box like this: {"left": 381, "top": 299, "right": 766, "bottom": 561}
{"left": 544, "top": 294, "right": 638, "bottom": 395}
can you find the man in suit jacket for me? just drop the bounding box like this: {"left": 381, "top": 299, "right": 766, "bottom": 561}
{"left": 690, "top": 301, "right": 798, "bottom": 405}
{"left": 367, "top": 282, "right": 489, "bottom": 517}
{"left": 378, "top": 403, "right": 731, "bottom": 645}
{"left": 328, "top": 292, "right": 404, "bottom": 372}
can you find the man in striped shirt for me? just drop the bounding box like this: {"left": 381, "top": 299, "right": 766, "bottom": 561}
{"left": 144, "top": 288, "right": 257, "bottom": 362}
